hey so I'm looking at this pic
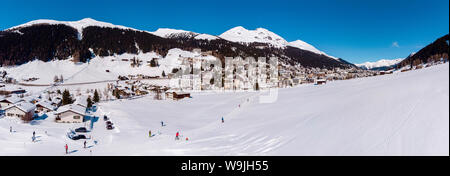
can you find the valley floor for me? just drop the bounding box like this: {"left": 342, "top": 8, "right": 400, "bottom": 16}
{"left": 0, "top": 63, "right": 448, "bottom": 156}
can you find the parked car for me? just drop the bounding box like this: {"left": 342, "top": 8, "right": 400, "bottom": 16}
{"left": 106, "top": 125, "right": 114, "bottom": 130}
{"left": 74, "top": 127, "right": 88, "bottom": 133}
{"left": 71, "top": 135, "right": 86, "bottom": 140}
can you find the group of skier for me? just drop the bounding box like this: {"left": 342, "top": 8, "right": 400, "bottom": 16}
{"left": 147, "top": 121, "right": 191, "bottom": 141}
{"left": 146, "top": 98, "right": 252, "bottom": 142}
{"left": 64, "top": 140, "right": 89, "bottom": 155}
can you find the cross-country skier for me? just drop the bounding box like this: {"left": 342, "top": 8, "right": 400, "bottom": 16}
{"left": 65, "top": 144, "right": 68, "bottom": 154}
{"left": 222, "top": 117, "right": 224, "bottom": 123}
{"left": 161, "top": 121, "right": 164, "bottom": 127}
{"left": 10, "top": 126, "right": 12, "bottom": 133}
{"left": 32, "top": 131, "right": 35, "bottom": 138}
{"left": 149, "top": 130, "right": 152, "bottom": 137}
{"left": 175, "top": 132, "right": 180, "bottom": 140}
{"left": 84, "top": 141, "right": 87, "bottom": 148}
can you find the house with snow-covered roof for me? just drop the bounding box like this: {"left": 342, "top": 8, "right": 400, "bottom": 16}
{"left": 315, "top": 79, "right": 327, "bottom": 85}
{"left": 22, "top": 95, "right": 39, "bottom": 104}
{"left": 35, "top": 100, "right": 56, "bottom": 113}
{"left": 165, "top": 89, "right": 190, "bottom": 100}
{"left": 54, "top": 104, "right": 86, "bottom": 123}
{"left": 0, "top": 96, "right": 24, "bottom": 110}
{"left": 3, "top": 102, "right": 36, "bottom": 121}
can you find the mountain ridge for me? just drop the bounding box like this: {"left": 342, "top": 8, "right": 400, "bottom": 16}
{"left": 356, "top": 58, "right": 404, "bottom": 70}
{"left": 0, "top": 18, "right": 354, "bottom": 69}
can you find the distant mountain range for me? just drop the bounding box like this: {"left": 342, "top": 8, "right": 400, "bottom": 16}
{"left": 0, "top": 18, "right": 353, "bottom": 69}
{"left": 357, "top": 34, "right": 448, "bottom": 71}
{"left": 356, "top": 58, "right": 404, "bottom": 70}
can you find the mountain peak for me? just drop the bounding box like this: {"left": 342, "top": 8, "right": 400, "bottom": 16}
{"left": 220, "top": 26, "right": 287, "bottom": 48}
{"left": 356, "top": 58, "right": 404, "bottom": 70}
{"left": 79, "top": 17, "right": 97, "bottom": 22}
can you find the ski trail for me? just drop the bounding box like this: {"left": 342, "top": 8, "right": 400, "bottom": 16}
{"left": 223, "top": 92, "right": 258, "bottom": 120}
{"left": 363, "top": 93, "right": 426, "bottom": 154}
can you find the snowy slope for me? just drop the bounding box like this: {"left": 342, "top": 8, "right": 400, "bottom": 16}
{"left": 1, "top": 63, "right": 447, "bottom": 156}
{"left": 1, "top": 48, "right": 217, "bottom": 85}
{"left": 356, "top": 58, "right": 404, "bottom": 70}
{"left": 194, "top": 34, "right": 219, "bottom": 40}
{"left": 288, "top": 40, "right": 339, "bottom": 60}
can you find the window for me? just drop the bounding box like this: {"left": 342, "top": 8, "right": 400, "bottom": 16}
{"left": 73, "top": 116, "right": 80, "bottom": 119}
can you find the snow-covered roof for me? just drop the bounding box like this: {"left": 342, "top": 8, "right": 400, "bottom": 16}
{"left": 52, "top": 98, "right": 61, "bottom": 104}
{"left": 36, "top": 100, "right": 56, "bottom": 110}
{"left": 0, "top": 96, "right": 24, "bottom": 104}
{"left": 22, "top": 95, "right": 38, "bottom": 103}
{"left": 4, "top": 102, "right": 36, "bottom": 113}
{"left": 74, "top": 96, "right": 88, "bottom": 107}
{"left": 54, "top": 104, "right": 86, "bottom": 115}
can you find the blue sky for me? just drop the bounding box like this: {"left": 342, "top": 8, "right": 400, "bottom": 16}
{"left": 0, "top": 0, "right": 448, "bottom": 64}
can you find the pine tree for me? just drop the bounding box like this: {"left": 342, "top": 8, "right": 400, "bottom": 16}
{"left": 62, "top": 89, "right": 73, "bottom": 105}
{"left": 87, "top": 97, "right": 93, "bottom": 108}
{"left": 93, "top": 89, "right": 100, "bottom": 103}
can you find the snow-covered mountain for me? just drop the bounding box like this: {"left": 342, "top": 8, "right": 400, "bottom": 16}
{"left": 150, "top": 28, "right": 219, "bottom": 40}
{"left": 356, "top": 58, "right": 404, "bottom": 70}
{"left": 150, "top": 28, "right": 198, "bottom": 38}
{"left": 1, "top": 18, "right": 354, "bottom": 69}
{"left": 7, "top": 18, "right": 138, "bottom": 39}
{"left": 288, "top": 40, "right": 338, "bottom": 60}
{"left": 219, "top": 26, "right": 287, "bottom": 48}
{"left": 219, "top": 26, "right": 338, "bottom": 60}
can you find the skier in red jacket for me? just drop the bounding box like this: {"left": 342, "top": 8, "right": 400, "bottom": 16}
{"left": 65, "top": 144, "right": 68, "bottom": 154}
{"left": 175, "top": 132, "right": 180, "bottom": 140}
